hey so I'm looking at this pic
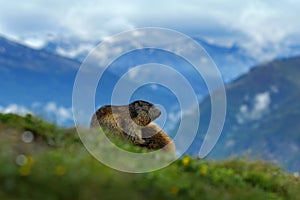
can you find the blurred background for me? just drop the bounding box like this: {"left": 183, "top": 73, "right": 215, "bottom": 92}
{"left": 1, "top": 0, "right": 300, "bottom": 173}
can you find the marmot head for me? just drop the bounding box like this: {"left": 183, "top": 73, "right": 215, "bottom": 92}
{"left": 129, "top": 100, "right": 161, "bottom": 126}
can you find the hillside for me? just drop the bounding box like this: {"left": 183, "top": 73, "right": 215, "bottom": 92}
{"left": 186, "top": 56, "right": 300, "bottom": 172}
{"left": 0, "top": 113, "right": 300, "bottom": 199}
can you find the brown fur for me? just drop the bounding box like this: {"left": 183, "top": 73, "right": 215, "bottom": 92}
{"left": 90, "top": 100, "right": 175, "bottom": 154}
{"left": 140, "top": 123, "right": 175, "bottom": 153}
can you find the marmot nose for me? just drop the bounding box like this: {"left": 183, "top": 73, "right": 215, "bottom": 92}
{"left": 149, "top": 106, "right": 161, "bottom": 119}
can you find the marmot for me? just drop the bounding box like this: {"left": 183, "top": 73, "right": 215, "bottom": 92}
{"left": 90, "top": 100, "right": 175, "bottom": 153}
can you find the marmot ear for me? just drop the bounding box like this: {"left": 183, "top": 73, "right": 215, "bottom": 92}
{"left": 129, "top": 105, "right": 138, "bottom": 118}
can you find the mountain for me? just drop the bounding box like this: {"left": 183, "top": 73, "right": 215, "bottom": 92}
{"left": 3, "top": 33, "right": 283, "bottom": 130}
{"left": 184, "top": 56, "right": 300, "bottom": 171}
{"left": 0, "top": 36, "right": 79, "bottom": 104}
{"left": 39, "top": 36, "right": 259, "bottom": 130}
{"left": 41, "top": 36, "right": 96, "bottom": 62}
{"left": 41, "top": 36, "right": 257, "bottom": 83}
{"left": 0, "top": 35, "right": 243, "bottom": 128}
{"left": 0, "top": 36, "right": 81, "bottom": 125}
{"left": 0, "top": 36, "right": 180, "bottom": 128}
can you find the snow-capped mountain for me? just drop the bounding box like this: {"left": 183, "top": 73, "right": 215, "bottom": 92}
{"left": 40, "top": 36, "right": 256, "bottom": 82}
{"left": 40, "top": 35, "right": 300, "bottom": 82}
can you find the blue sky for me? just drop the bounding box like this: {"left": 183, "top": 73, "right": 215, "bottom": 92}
{"left": 0, "top": 0, "right": 300, "bottom": 61}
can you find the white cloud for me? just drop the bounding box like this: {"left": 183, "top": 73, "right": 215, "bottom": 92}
{"left": 0, "top": 102, "right": 73, "bottom": 126}
{"left": 0, "top": 0, "right": 300, "bottom": 62}
{"left": 127, "top": 67, "right": 140, "bottom": 79}
{"left": 21, "top": 36, "right": 48, "bottom": 49}
{"left": 254, "top": 92, "right": 271, "bottom": 113}
{"left": 55, "top": 43, "right": 95, "bottom": 59}
{"left": 168, "top": 111, "right": 181, "bottom": 124}
{"left": 236, "top": 92, "right": 271, "bottom": 123}
{"left": 31, "top": 102, "right": 41, "bottom": 109}
{"left": 150, "top": 84, "right": 158, "bottom": 90}
{"left": 0, "top": 104, "right": 32, "bottom": 116}
{"left": 44, "top": 102, "right": 73, "bottom": 123}
{"left": 44, "top": 102, "right": 57, "bottom": 113}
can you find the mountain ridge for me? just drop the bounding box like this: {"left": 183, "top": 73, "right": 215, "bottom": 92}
{"left": 184, "top": 55, "right": 300, "bottom": 172}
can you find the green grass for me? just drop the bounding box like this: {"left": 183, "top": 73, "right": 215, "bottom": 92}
{"left": 0, "top": 114, "right": 299, "bottom": 200}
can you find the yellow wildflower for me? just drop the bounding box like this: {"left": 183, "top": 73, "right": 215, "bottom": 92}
{"left": 200, "top": 165, "right": 208, "bottom": 176}
{"left": 182, "top": 156, "right": 191, "bottom": 166}
{"left": 19, "top": 156, "right": 34, "bottom": 176}
{"left": 55, "top": 165, "right": 66, "bottom": 176}
{"left": 170, "top": 186, "right": 179, "bottom": 195}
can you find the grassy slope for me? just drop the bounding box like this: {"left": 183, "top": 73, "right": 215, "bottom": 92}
{"left": 0, "top": 113, "right": 299, "bottom": 200}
